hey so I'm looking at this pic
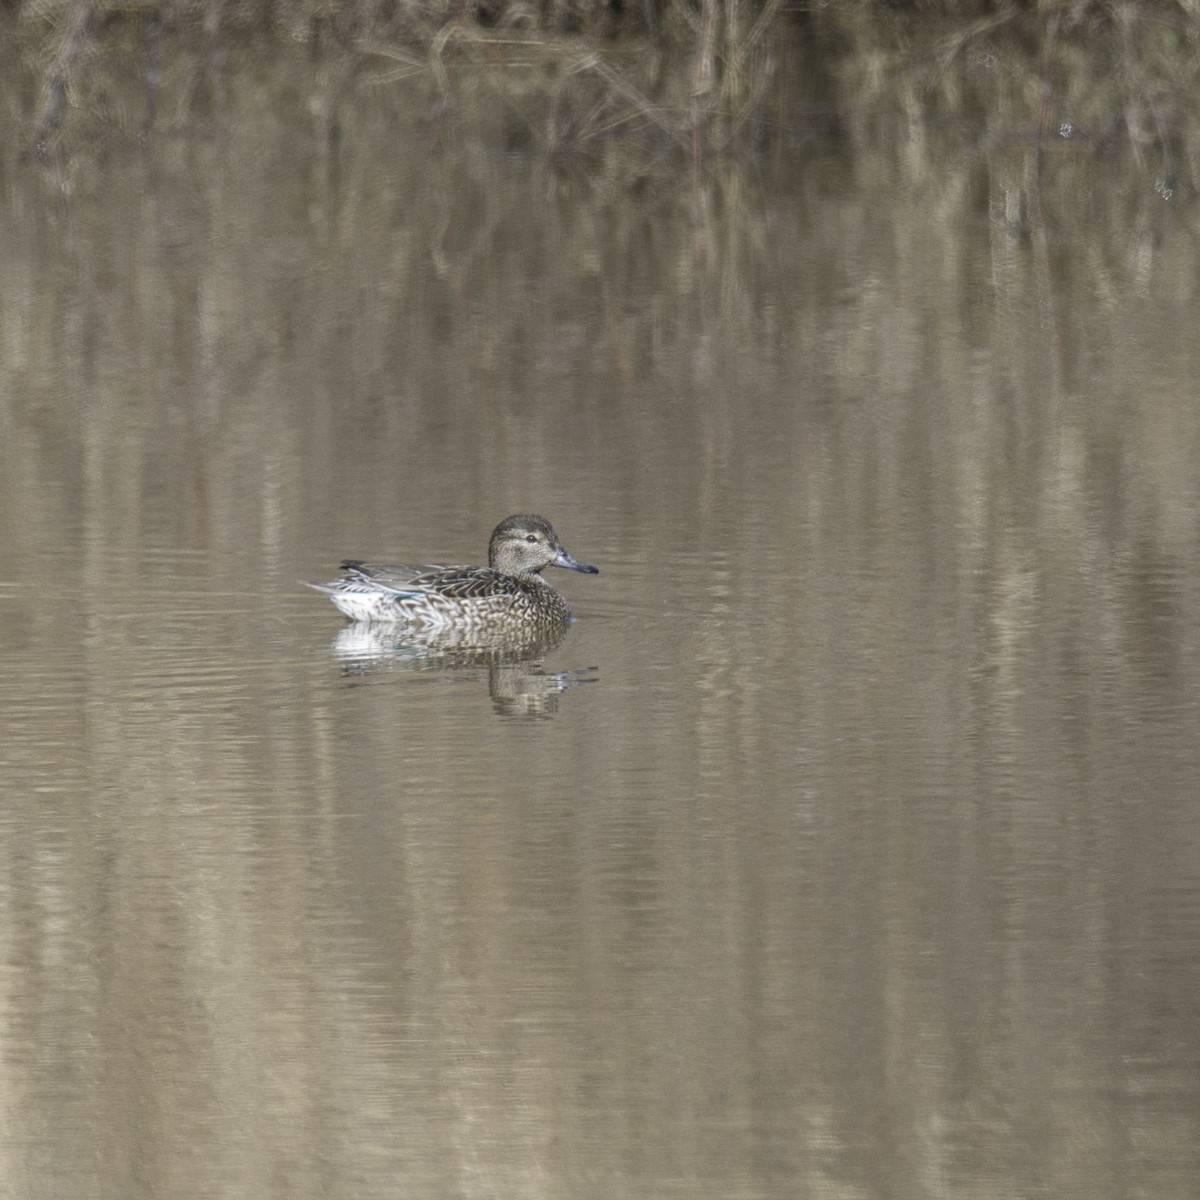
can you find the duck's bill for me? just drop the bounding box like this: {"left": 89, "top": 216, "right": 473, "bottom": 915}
{"left": 552, "top": 547, "right": 599, "bottom": 574}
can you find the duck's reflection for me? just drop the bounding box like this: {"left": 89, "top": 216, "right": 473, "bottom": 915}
{"left": 326, "top": 622, "right": 598, "bottom": 717}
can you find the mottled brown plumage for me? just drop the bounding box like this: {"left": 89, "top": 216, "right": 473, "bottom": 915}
{"left": 307, "top": 515, "right": 598, "bottom": 630}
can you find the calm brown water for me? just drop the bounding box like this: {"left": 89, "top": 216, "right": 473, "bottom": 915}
{"left": 1, "top": 26, "right": 1199, "bottom": 1200}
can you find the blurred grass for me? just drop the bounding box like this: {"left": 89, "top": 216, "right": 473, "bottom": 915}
{"left": 6, "top": 0, "right": 1200, "bottom": 204}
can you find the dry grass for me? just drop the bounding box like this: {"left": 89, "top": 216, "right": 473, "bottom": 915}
{"left": 8, "top": 0, "right": 1200, "bottom": 195}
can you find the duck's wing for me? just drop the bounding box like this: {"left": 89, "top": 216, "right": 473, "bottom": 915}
{"left": 338, "top": 561, "right": 463, "bottom": 591}
{"left": 335, "top": 562, "right": 513, "bottom": 601}
{"left": 400, "top": 566, "right": 518, "bottom": 601}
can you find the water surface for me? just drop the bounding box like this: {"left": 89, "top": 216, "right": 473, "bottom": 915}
{"left": 1, "top": 26, "right": 1199, "bottom": 1200}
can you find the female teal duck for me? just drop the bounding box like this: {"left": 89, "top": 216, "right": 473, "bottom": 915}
{"left": 307, "top": 514, "right": 599, "bottom": 628}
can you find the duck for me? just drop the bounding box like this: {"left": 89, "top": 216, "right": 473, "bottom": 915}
{"left": 307, "top": 514, "right": 598, "bottom": 629}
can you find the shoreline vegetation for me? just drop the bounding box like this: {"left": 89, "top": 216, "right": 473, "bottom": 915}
{"left": 8, "top": 0, "right": 1200, "bottom": 196}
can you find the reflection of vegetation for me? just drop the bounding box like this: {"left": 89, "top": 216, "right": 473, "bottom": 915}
{"left": 12, "top": 0, "right": 1200, "bottom": 196}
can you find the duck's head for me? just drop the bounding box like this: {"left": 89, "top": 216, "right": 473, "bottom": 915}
{"left": 488, "top": 515, "right": 600, "bottom": 578}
